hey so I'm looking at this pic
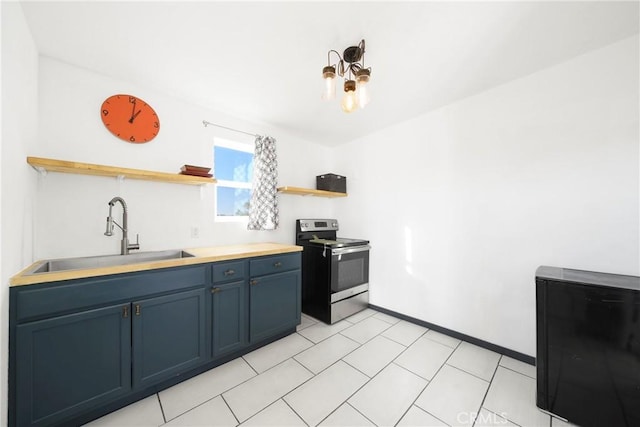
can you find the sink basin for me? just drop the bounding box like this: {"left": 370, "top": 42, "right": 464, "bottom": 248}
{"left": 25, "top": 250, "right": 196, "bottom": 275}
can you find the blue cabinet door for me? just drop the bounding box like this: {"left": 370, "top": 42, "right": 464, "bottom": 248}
{"left": 249, "top": 270, "right": 301, "bottom": 343}
{"left": 212, "top": 281, "right": 247, "bottom": 358}
{"left": 132, "top": 288, "right": 207, "bottom": 388}
{"left": 15, "top": 304, "right": 131, "bottom": 427}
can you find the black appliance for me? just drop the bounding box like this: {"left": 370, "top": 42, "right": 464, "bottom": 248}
{"left": 536, "top": 266, "right": 640, "bottom": 427}
{"left": 296, "top": 219, "right": 370, "bottom": 324}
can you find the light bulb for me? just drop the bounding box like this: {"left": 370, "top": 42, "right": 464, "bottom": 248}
{"left": 341, "top": 80, "right": 358, "bottom": 113}
{"left": 322, "top": 66, "right": 336, "bottom": 100}
{"left": 356, "top": 69, "right": 371, "bottom": 108}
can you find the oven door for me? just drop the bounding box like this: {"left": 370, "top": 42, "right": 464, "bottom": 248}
{"left": 330, "top": 245, "right": 370, "bottom": 296}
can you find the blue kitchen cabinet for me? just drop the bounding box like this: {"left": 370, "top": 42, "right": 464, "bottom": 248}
{"left": 249, "top": 253, "right": 301, "bottom": 343}
{"left": 14, "top": 304, "right": 131, "bottom": 427}
{"left": 211, "top": 260, "right": 248, "bottom": 358}
{"left": 132, "top": 288, "right": 207, "bottom": 388}
{"left": 212, "top": 280, "right": 247, "bottom": 358}
{"left": 10, "top": 265, "right": 210, "bottom": 427}
{"left": 9, "top": 253, "right": 301, "bottom": 427}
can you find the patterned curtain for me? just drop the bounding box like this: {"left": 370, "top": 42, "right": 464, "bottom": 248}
{"left": 247, "top": 135, "right": 279, "bottom": 230}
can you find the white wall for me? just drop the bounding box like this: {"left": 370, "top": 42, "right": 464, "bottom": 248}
{"left": 33, "top": 57, "right": 335, "bottom": 260}
{"left": 334, "top": 35, "right": 640, "bottom": 357}
{"left": 1, "top": 2, "right": 39, "bottom": 424}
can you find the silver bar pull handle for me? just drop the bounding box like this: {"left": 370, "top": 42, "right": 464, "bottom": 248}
{"left": 331, "top": 245, "right": 371, "bottom": 256}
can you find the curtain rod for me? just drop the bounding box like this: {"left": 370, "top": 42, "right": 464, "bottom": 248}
{"left": 202, "top": 120, "right": 258, "bottom": 138}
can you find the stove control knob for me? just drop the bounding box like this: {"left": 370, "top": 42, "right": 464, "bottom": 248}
{"left": 332, "top": 222, "right": 338, "bottom": 228}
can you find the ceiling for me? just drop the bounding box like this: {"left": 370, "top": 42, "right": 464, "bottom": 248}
{"left": 20, "top": 1, "right": 639, "bottom": 146}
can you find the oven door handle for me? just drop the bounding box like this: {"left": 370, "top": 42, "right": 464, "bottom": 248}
{"left": 331, "top": 245, "right": 371, "bottom": 256}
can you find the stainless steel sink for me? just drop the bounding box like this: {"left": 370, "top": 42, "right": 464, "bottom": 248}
{"left": 25, "top": 250, "right": 196, "bottom": 275}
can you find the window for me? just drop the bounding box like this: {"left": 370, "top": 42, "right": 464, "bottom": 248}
{"left": 214, "top": 138, "right": 254, "bottom": 220}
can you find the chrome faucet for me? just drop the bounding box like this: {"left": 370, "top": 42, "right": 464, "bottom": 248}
{"left": 104, "top": 196, "right": 140, "bottom": 255}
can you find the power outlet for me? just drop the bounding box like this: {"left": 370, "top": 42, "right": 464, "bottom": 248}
{"left": 190, "top": 226, "right": 200, "bottom": 238}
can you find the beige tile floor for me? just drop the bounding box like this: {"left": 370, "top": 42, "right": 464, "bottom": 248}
{"left": 84, "top": 308, "right": 574, "bottom": 427}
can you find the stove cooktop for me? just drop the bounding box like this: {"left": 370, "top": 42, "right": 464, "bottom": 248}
{"left": 296, "top": 219, "right": 369, "bottom": 249}
{"left": 308, "top": 237, "right": 370, "bottom": 248}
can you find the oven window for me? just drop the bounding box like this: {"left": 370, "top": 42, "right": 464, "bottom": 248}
{"left": 332, "top": 251, "right": 369, "bottom": 293}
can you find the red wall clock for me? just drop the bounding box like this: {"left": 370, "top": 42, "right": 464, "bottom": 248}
{"left": 100, "top": 94, "right": 160, "bottom": 143}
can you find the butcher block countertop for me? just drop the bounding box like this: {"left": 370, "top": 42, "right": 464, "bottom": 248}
{"left": 10, "top": 243, "right": 303, "bottom": 287}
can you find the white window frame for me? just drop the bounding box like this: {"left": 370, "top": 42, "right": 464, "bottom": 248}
{"left": 214, "top": 137, "right": 254, "bottom": 222}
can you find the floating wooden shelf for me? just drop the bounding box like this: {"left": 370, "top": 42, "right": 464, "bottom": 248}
{"left": 277, "top": 186, "right": 347, "bottom": 198}
{"left": 27, "top": 157, "right": 216, "bottom": 186}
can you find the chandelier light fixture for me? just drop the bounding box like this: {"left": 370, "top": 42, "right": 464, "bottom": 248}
{"left": 322, "top": 39, "right": 371, "bottom": 113}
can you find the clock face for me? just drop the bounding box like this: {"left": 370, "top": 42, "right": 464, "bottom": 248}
{"left": 100, "top": 94, "right": 160, "bottom": 143}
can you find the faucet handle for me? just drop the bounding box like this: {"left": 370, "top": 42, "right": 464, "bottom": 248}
{"left": 128, "top": 234, "right": 141, "bottom": 251}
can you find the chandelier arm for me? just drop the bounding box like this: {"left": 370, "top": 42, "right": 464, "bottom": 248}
{"left": 327, "top": 49, "right": 343, "bottom": 67}
{"left": 338, "top": 60, "right": 345, "bottom": 77}
{"left": 358, "top": 40, "right": 366, "bottom": 68}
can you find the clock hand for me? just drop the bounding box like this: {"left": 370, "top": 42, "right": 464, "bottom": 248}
{"left": 129, "top": 110, "right": 142, "bottom": 123}
{"left": 129, "top": 98, "right": 137, "bottom": 121}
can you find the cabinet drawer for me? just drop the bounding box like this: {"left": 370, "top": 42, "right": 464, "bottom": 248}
{"left": 212, "top": 261, "right": 246, "bottom": 283}
{"left": 14, "top": 265, "right": 209, "bottom": 322}
{"left": 250, "top": 253, "right": 300, "bottom": 277}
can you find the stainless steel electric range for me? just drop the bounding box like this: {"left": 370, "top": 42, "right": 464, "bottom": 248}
{"left": 296, "top": 219, "right": 370, "bottom": 324}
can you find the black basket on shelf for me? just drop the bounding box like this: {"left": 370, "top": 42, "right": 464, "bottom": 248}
{"left": 316, "top": 174, "right": 346, "bottom": 193}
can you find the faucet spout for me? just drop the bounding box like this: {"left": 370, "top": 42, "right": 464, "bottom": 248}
{"left": 104, "top": 197, "right": 140, "bottom": 255}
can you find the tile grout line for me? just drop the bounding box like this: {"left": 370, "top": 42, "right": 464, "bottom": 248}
{"left": 298, "top": 323, "right": 354, "bottom": 345}
{"left": 408, "top": 337, "right": 463, "bottom": 420}
{"left": 340, "top": 316, "right": 396, "bottom": 343}
{"left": 294, "top": 330, "right": 317, "bottom": 346}
{"left": 312, "top": 363, "right": 376, "bottom": 426}
{"left": 243, "top": 332, "right": 315, "bottom": 374}
{"left": 381, "top": 328, "right": 429, "bottom": 348}
{"left": 232, "top": 357, "right": 320, "bottom": 423}
{"left": 296, "top": 309, "right": 380, "bottom": 346}
{"left": 388, "top": 362, "right": 432, "bottom": 427}
{"left": 242, "top": 355, "right": 260, "bottom": 375}
{"left": 444, "top": 361, "right": 496, "bottom": 384}
{"left": 331, "top": 332, "right": 426, "bottom": 426}
{"left": 344, "top": 401, "right": 379, "bottom": 426}
{"left": 341, "top": 358, "right": 378, "bottom": 379}
{"left": 341, "top": 333, "right": 409, "bottom": 378}
{"left": 393, "top": 341, "right": 463, "bottom": 427}
{"left": 163, "top": 387, "right": 244, "bottom": 424}
{"left": 220, "top": 394, "right": 240, "bottom": 426}
{"left": 292, "top": 335, "right": 363, "bottom": 375}
{"left": 163, "top": 359, "right": 263, "bottom": 423}
{"left": 497, "top": 362, "right": 536, "bottom": 380}
{"left": 337, "top": 322, "right": 459, "bottom": 426}
{"left": 239, "top": 340, "right": 370, "bottom": 424}
{"left": 371, "top": 313, "right": 402, "bottom": 326}
{"left": 339, "top": 326, "right": 427, "bottom": 387}
{"left": 156, "top": 393, "right": 167, "bottom": 424}
{"left": 283, "top": 314, "right": 400, "bottom": 427}
{"left": 472, "top": 355, "right": 504, "bottom": 427}
{"left": 389, "top": 361, "right": 454, "bottom": 427}
{"left": 281, "top": 398, "right": 311, "bottom": 427}
{"left": 372, "top": 331, "right": 433, "bottom": 383}
{"left": 478, "top": 407, "right": 525, "bottom": 427}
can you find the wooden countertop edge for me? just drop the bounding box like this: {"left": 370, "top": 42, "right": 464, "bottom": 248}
{"left": 10, "top": 243, "right": 303, "bottom": 287}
